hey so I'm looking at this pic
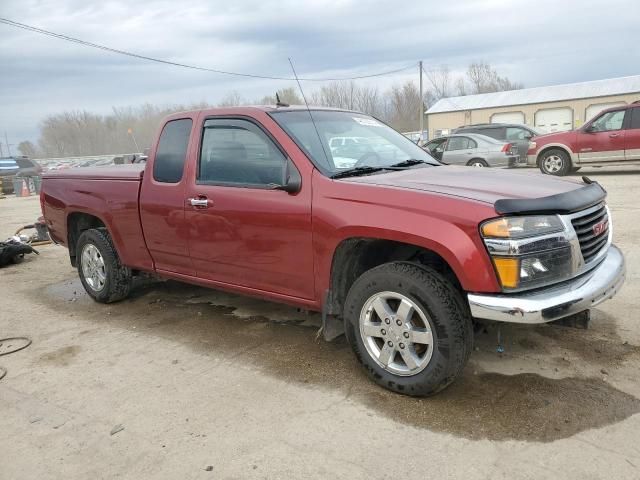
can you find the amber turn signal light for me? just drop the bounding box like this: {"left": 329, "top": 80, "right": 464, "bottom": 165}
{"left": 492, "top": 257, "right": 520, "bottom": 289}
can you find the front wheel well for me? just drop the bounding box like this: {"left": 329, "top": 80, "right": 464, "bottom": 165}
{"left": 325, "top": 238, "right": 461, "bottom": 317}
{"left": 536, "top": 146, "right": 571, "bottom": 167}
{"left": 67, "top": 212, "right": 106, "bottom": 266}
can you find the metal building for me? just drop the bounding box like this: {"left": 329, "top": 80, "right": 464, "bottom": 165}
{"left": 425, "top": 75, "right": 640, "bottom": 139}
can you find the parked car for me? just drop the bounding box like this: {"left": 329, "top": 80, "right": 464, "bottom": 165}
{"left": 529, "top": 102, "right": 640, "bottom": 175}
{"left": 0, "top": 156, "right": 42, "bottom": 193}
{"left": 452, "top": 123, "right": 541, "bottom": 165}
{"left": 41, "top": 106, "right": 625, "bottom": 396}
{"left": 423, "top": 133, "right": 518, "bottom": 167}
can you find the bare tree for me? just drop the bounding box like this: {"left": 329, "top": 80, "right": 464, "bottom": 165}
{"left": 17, "top": 140, "right": 38, "bottom": 157}
{"left": 465, "top": 62, "right": 522, "bottom": 94}
{"left": 424, "top": 65, "right": 451, "bottom": 101}
{"left": 217, "top": 91, "right": 245, "bottom": 107}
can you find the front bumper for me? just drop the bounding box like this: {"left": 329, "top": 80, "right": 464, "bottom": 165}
{"left": 527, "top": 154, "right": 537, "bottom": 166}
{"left": 467, "top": 245, "right": 625, "bottom": 324}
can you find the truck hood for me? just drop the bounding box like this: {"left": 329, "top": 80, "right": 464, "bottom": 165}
{"left": 345, "top": 165, "right": 584, "bottom": 205}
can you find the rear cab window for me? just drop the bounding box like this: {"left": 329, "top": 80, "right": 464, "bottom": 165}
{"left": 153, "top": 119, "right": 193, "bottom": 183}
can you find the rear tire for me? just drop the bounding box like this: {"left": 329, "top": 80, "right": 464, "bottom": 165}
{"left": 467, "top": 159, "right": 488, "bottom": 167}
{"left": 539, "top": 149, "right": 571, "bottom": 176}
{"left": 343, "top": 262, "right": 473, "bottom": 396}
{"left": 76, "top": 228, "right": 131, "bottom": 303}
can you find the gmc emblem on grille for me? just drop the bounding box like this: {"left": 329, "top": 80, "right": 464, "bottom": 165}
{"left": 593, "top": 220, "right": 608, "bottom": 236}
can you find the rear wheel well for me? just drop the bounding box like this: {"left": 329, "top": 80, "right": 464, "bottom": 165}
{"left": 67, "top": 213, "right": 106, "bottom": 266}
{"left": 326, "top": 238, "right": 461, "bottom": 317}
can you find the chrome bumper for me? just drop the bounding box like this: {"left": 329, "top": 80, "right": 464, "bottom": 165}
{"left": 468, "top": 245, "right": 625, "bottom": 324}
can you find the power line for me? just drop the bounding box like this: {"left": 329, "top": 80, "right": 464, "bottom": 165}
{"left": 0, "top": 17, "right": 416, "bottom": 81}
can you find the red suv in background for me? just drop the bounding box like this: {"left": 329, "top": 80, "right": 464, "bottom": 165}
{"left": 528, "top": 102, "right": 640, "bottom": 175}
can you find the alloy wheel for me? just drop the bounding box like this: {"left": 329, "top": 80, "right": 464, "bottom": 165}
{"left": 81, "top": 243, "right": 106, "bottom": 292}
{"left": 359, "top": 291, "right": 434, "bottom": 376}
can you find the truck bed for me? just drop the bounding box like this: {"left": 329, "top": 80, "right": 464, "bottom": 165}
{"left": 41, "top": 163, "right": 153, "bottom": 271}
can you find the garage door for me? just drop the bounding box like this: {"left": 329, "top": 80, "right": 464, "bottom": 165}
{"left": 491, "top": 111, "right": 525, "bottom": 124}
{"left": 585, "top": 102, "right": 626, "bottom": 122}
{"left": 534, "top": 107, "right": 573, "bottom": 133}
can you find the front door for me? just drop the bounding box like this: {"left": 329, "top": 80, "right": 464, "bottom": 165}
{"left": 577, "top": 109, "right": 627, "bottom": 163}
{"left": 184, "top": 117, "right": 315, "bottom": 300}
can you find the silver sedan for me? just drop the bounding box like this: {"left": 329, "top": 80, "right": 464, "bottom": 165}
{"left": 424, "top": 133, "right": 519, "bottom": 167}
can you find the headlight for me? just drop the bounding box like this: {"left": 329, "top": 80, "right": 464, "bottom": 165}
{"left": 481, "top": 215, "right": 573, "bottom": 291}
{"left": 481, "top": 216, "right": 564, "bottom": 239}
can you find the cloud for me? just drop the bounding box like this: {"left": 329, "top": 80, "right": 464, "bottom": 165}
{"left": 0, "top": 0, "right": 638, "bottom": 147}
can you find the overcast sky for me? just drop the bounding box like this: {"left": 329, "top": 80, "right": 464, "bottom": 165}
{"left": 1, "top": 0, "right": 638, "bottom": 149}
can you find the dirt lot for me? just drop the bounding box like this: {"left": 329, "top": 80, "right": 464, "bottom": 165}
{"left": 1, "top": 167, "right": 640, "bottom": 479}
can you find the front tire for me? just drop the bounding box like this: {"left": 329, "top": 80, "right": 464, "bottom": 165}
{"left": 344, "top": 262, "right": 473, "bottom": 396}
{"left": 76, "top": 228, "right": 132, "bottom": 303}
{"left": 539, "top": 149, "right": 571, "bottom": 176}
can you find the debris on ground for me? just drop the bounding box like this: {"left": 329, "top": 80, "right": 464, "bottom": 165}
{"left": 0, "top": 216, "right": 51, "bottom": 267}
{"left": 110, "top": 424, "right": 125, "bottom": 436}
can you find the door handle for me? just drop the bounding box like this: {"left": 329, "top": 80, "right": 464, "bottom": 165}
{"left": 189, "top": 197, "right": 210, "bottom": 208}
{"left": 609, "top": 133, "right": 619, "bottom": 138}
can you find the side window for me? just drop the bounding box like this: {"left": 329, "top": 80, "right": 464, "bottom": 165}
{"left": 630, "top": 108, "right": 640, "bottom": 130}
{"left": 506, "top": 127, "right": 528, "bottom": 140}
{"left": 446, "top": 136, "right": 471, "bottom": 151}
{"left": 426, "top": 138, "right": 446, "bottom": 153}
{"left": 480, "top": 127, "right": 505, "bottom": 140}
{"left": 153, "top": 119, "right": 192, "bottom": 183}
{"left": 198, "top": 119, "right": 287, "bottom": 186}
{"left": 590, "top": 110, "right": 626, "bottom": 132}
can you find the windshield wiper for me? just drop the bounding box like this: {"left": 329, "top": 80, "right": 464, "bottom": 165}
{"left": 389, "top": 159, "right": 428, "bottom": 168}
{"left": 330, "top": 166, "right": 386, "bottom": 179}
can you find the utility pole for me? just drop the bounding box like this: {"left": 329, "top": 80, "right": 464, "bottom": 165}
{"left": 127, "top": 128, "right": 140, "bottom": 152}
{"left": 4, "top": 132, "right": 12, "bottom": 156}
{"left": 418, "top": 61, "right": 424, "bottom": 144}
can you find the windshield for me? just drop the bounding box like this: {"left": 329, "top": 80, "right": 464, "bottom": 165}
{"left": 270, "top": 110, "right": 439, "bottom": 176}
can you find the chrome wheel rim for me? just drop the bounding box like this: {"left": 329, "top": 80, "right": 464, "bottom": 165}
{"left": 543, "top": 155, "right": 562, "bottom": 173}
{"left": 471, "top": 161, "right": 485, "bottom": 167}
{"left": 359, "top": 291, "right": 434, "bottom": 376}
{"left": 81, "top": 244, "right": 106, "bottom": 292}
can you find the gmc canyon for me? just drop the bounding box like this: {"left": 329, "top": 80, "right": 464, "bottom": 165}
{"left": 41, "top": 106, "right": 626, "bottom": 396}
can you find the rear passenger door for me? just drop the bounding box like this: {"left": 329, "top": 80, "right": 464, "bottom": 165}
{"left": 184, "top": 117, "right": 315, "bottom": 299}
{"left": 442, "top": 136, "right": 476, "bottom": 165}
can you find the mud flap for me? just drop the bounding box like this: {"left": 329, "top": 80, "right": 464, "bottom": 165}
{"left": 321, "top": 291, "right": 345, "bottom": 341}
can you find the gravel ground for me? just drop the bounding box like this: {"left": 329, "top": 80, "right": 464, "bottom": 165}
{"left": 1, "top": 167, "right": 640, "bottom": 479}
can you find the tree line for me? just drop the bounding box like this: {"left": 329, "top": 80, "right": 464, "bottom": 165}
{"left": 18, "top": 62, "right": 521, "bottom": 158}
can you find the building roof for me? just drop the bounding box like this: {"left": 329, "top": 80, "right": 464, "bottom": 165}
{"left": 426, "top": 75, "right": 640, "bottom": 115}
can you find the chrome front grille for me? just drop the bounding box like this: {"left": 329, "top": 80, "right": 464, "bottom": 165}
{"left": 571, "top": 204, "right": 609, "bottom": 264}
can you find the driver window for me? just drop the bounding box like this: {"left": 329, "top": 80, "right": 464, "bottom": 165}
{"left": 590, "top": 110, "right": 626, "bottom": 132}
{"left": 198, "top": 119, "right": 286, "bottom": 187}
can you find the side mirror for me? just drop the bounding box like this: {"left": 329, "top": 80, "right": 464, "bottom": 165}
{"left": 583, "top": 124, "right": 595, "bottom": 133}
{"left": 270, "top": 158, "right": 302, "bottom": 194}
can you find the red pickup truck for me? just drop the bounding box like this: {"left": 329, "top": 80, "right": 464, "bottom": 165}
{"left": 529, "top": 102, "right": 640, "bottom": 175}
{"left": 41, "top": 106, "right": 626, "bottom": 396}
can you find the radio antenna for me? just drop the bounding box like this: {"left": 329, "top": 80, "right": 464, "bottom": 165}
{"left": 287, "top": 57, "right": 332, "bottom": 169}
